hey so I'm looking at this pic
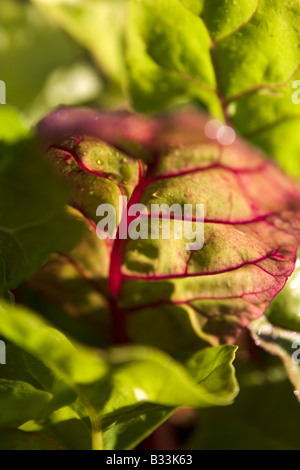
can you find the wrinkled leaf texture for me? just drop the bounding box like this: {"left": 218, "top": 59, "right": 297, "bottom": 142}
{"left": 35, "top": 107, "right": 300, "bottom": 355}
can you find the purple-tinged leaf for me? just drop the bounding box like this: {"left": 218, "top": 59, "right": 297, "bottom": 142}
{"left": 35, "top": 108, "right": 300, "bottom": 350}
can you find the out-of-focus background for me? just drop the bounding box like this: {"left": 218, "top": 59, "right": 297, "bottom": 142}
{"left": 0, "top": 0, "right": 129, "bottom": 125}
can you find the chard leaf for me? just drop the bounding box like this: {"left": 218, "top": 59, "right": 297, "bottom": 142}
{"left": 36, "top": 109, "right": 300, "bottom": 351}
{"left": 0, "top": 302, "right": 238, "bottom": 449}
{"left": 127, "top": 0, "right": 300, "bottom": 176}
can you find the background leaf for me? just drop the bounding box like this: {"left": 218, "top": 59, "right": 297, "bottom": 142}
{"left": 127, "top": 0, "right": 300, "bottom": 177}
{"left": 31, "top": 0, "right": 129, "bottom": 90}
{"left": 0, "top": 0, "right": 104, "bottom": 123}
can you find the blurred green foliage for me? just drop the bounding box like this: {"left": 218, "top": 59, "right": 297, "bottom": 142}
{"left": 0, "top": 0, "right": 105, "bottom": 123}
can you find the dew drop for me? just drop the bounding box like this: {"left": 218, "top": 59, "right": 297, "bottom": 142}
{"left": 294, "top": 390, "right": 299, "bottom": 397}
{"left": 96, "top": 159, "right": 102, "bottom": 165}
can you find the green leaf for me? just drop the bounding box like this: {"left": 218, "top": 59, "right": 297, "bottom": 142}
{"left": 127, "top": 0, "right": 300, "bottom": 176}
{"left": 0, "top": 303, "right": 107, "bottom": 385}
{"left": 0, "top": 342, "right": 76, "bottom": 426}
{"left": 20, "top": 406, "right": 92, "bottom": 450}
{"left": 37, "top": 109, "right": 300, "bottom": 350}
{"left": 0, "top": 380, "right": 53, "bottom": 427}
{"left": 102, "top": 404, "right": 173, "bottom": 450}
{"left": 0, "top": 301, "right": 238, "bottom": 449}
{"left": 0, "top": 139, "right": 83, "bottom": 293}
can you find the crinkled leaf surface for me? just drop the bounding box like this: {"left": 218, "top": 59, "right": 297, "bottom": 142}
{"left": 127, "top": 0, "right": 300, "bottom": 177}
{"left": 35, "top": 108, "right": 300, "bottom": 355}
{"left": 0, "top": 301, "right": 238, "bottom": 449}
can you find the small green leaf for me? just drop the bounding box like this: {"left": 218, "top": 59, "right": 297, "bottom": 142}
{"left": 0, "top": 380, "right": 53, "bottom": 427}
{"left": 20, "top": 406, "right": 92, "bottom": 450}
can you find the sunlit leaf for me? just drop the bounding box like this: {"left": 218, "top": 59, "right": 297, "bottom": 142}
{"left": 0, "top": 302, "right": 238, "bottom": 449}
{"left": 127, "top": 0, "right": 300, "bottom": 176}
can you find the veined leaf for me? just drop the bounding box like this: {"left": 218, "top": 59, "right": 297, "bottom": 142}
{"left": 36, "top": 108, "right": 300, "bottom": 351}
{"left": 127, "top": 0, "right": 300, "bottom": 177}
